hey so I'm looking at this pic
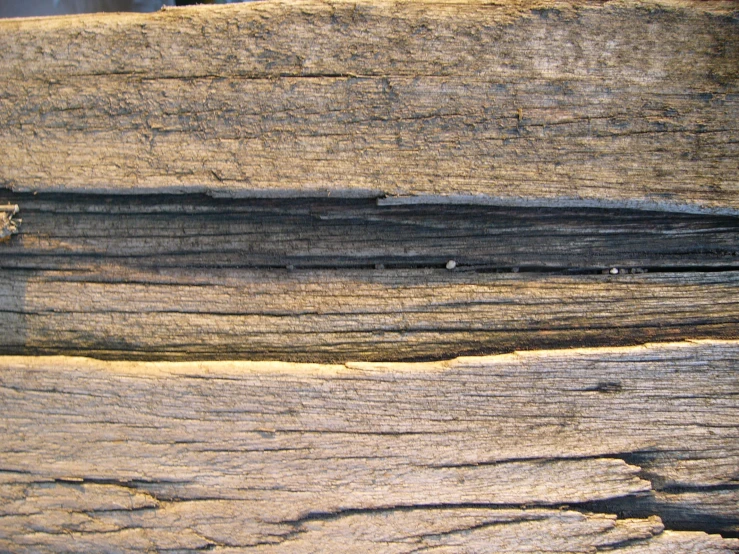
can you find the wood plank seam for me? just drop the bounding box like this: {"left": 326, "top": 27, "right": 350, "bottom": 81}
{"left": 1, "top": 194, "right": 737, "bottom": 361}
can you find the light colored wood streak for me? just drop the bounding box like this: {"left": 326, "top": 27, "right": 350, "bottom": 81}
{"left": 0, "top": 341, "right": 737, "bottom": 551}
{"left": 0, "top": 1, "right": 736, "bottom": 213}
{"left": 0, "top": 268, "right": 737, "bottom": 360}
{"left": 0, "top": 204, "right": 18, "bottom": 241}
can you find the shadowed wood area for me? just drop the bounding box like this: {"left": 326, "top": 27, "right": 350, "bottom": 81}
{"left": 0, "top": 194, "right": 737, "bottom": 360}
{"left": 1, "top": 193, "right": 738, "bottom": 270}
{"left": 0, "top": 0, "right": 737, "bottom": 213}
{"left": 1, "top": 342, "right": 737, "bottom": 551}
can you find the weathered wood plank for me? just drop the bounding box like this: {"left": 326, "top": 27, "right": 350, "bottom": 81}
{"left": 0, "top": 341, "right": 737, "bottom": 551}
{"left": 1, "top": 501, "right": 735, "bottom": 553}
{"left": 1, "top": 194, "right": 737, "bottom": 360}
{"left": 0, "top": 0, "right": 736, "bottom": 213}
{"left": 3, "top": 499, "right": 734, "bottom": 554}
{"left": 1, "top": 4, "right": 736, "bottom": 549}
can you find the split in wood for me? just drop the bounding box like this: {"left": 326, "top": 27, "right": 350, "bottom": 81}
{"left": 1, "top": 193, "right": 737, "bottom": 361}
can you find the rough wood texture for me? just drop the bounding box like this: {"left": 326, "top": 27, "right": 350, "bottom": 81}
{"left": 0, "top": 0, "right": 737, "bottom": 213}
{"left": 1, "top": 194, "right": 737, "bottom": 360}
{"left": 1, "top": 193, "right": 738, "bottom": 270}
{"left": 1, "top": 2, "right": 737, "bottom": 549}
{"left": 3, "top": 266, "right": 738, "bottom": 361}
{"left": 1, "top": 341, "right": 737, "bottom": 552}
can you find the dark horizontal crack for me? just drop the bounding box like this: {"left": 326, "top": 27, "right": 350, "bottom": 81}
{"left": 660, "top": 483, "right": 739, "bottom": 494}
{"left": 2, "top": 193, "right": 738, "bottom": 275}
{"left": 579, "top": 450, "right": 739, "bottom": 539}
{"left": 580, "top": 495, "right": 739, "bottom": 539}
{"left": 52, "top": 476, "right": 190, "bottom": 488}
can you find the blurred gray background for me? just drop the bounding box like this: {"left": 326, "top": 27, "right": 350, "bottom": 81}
{"left": 0, "top": 0, "right": 247, "bottom": 18}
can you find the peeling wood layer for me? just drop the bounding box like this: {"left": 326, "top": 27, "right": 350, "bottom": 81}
{"left": 0, "top": 341, "right": 737, "bottom": 551}
{"left": 0, "top": 0, "right": 737, "bottom": 212}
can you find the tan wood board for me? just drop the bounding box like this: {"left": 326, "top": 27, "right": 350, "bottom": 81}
{"left": 0, "top": 0, "right": 736, "bottom": 213}
{"left": 1, "top": 268, "right": 737, "bottom": 360}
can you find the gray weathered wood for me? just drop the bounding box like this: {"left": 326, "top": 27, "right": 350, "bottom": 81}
{"left": 0, "top": 0, "right": 737, "bottom": 213}
{"left": 1, "top": 194, "right": 738, "bottom": 270}
{"left": 1, "top": 194, "right": 737, "bottom": 360}
{"left": 1, "top": 341, "right": 737, "bottom": 551}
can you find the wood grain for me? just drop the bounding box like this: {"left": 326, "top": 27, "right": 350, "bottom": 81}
{"left": 0, "top": 0, "right": 737, "bottom": 213}
{"left": 1, "top": 193, "right": 738, "bottom": 270}
{"left": 1, "top": 3, "right": 736, "bottom": 549}
{"left": 1, "top": 194, "right": 737, "bottom": 361}
{"left": 2, "top": 266, "right": 737, "bottom": 361}
{"left": 1, "top": 341, "right": 737, "bottom": 551}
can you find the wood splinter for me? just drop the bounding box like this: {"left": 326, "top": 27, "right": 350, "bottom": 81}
{"left": 0, "top": 204, "right": 19, "bottom": 242}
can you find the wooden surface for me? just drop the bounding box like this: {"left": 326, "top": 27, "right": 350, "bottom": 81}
{"left": 1, "top": 341, "right": 738, "bottom": 551}
{"left": 2, "top": 193, "right": 738, "bottom": 270}
{"left": 1, "top": 1, "right": 737, "bottom": 550}
{"left": 1, "top": 194, "right": 737, "bottom": 360}
{"left": 0, "top": 0, "right": 737, "bottom": 213}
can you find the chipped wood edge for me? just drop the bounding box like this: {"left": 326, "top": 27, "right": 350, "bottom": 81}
{"left": 0, "top": 204, "right": 19, "bottom": 242}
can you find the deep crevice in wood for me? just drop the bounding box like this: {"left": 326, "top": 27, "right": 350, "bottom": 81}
{"left": 2, "top": 192, "right": 737, "bottom": 271}
{"left": 2, "top": 192, "right": 737, "bottom": 273}
{"left": 583, "top": 449, "right": 739, "bottom": 539}
{"left": 582, "top": 495, "right": 739, "bottom": 539}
